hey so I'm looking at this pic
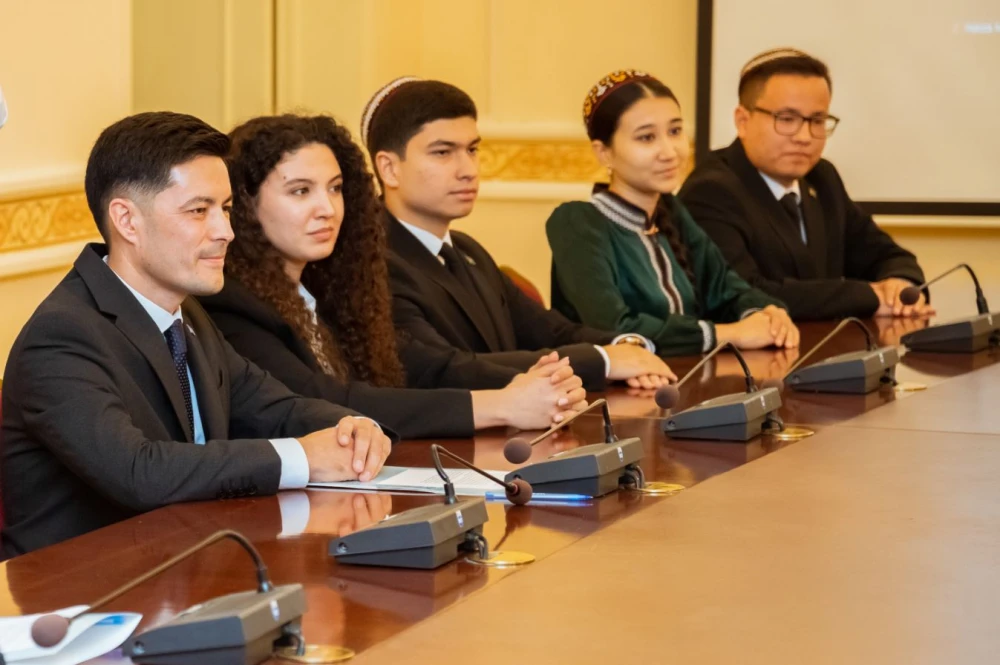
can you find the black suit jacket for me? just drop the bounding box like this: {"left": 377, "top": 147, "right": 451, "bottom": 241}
{"left": 0, "top": 244, "right": 357, "bottom": 557}
{"left": 198, "top": 279, "right": 478, "bottom": 440}
{"left": 678, "top": 139, "right": 925, "bottom": 320}
{"left": 384, "top": 212, "right": 615, "bottom": 391}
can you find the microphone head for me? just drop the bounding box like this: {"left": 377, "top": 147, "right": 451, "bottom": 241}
{"left": 32, "top": 613, "right": 70, "bottom": 647}
{"left": 654, "top": 384, "right": 681, "bottom": 409}
{"left": 504, "top": 437, "right": 533, "bottom": 464}
{"left": 760, "top": 377, "right": 785, "bottom": 393}
{"left": 505, "top": 478, "right": 533, "bottom": 506}
{"left": 899, "top": 286, "right": 921, "bottom": 306}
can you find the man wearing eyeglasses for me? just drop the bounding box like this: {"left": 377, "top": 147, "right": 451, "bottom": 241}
{"left": 679, "top": 48, "right": 930, "bottom": 321}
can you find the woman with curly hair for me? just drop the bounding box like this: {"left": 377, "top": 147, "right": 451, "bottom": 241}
{"left": 199, "top": 114, "right": 586, "bottom": 439}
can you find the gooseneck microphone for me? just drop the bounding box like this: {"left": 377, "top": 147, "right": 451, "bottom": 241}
{"left": 900, "top": 263, "right": 989, "bottom": 314}
{"left": 781, "top": 317, "right": 876, "bottom": 380}
{"left": 431, "top": 444, "right": 533, "bottom": 506}
{"left": 654, "top": 342, "right": 762, "bottom": 410}
{"left": 780, "top": 317, "right": 899, "bottom": 394}
{"left": 503, "top": 398, "right": 618, "bottom": 464}
{"left": 31, "top": 530, "right": 273, "bottom": 648}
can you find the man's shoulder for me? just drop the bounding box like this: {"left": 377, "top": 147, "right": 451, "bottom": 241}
{"left": 17, "top": 270, "right": 100, "bottom": 338}
{"left": 3, "top": 270, "right": 107, "bottom": 377}
{"left": 681, "top": 148, "right": 746, "bottom": 195}
{"left": 805, "top": 157, "right": 844, "bottom": 189}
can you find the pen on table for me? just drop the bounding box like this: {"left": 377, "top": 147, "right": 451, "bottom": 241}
{"left": 485, "top": 492, "right": 592, "bottom": 502}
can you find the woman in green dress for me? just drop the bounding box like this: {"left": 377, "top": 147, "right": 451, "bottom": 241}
{"left": 546, "top": 70, "right": 800, "bottom": 356}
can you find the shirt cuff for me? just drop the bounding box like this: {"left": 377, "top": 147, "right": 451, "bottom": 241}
{"left": 698, "top": 320, "right": 716, "bottom": 353}
{"left": 356, "top": 417, "right": 383, "bottom": 432}
{"left": 739, "top": 308, "right": 762, "bottom": 320}
{"left": 610, "top": 333, "right": 656, "bottom": 354}
{"left": 277, "top": 490, "right": 311, "bottom": 537}
{"left": 271, "top": 437, "right": 310, "bottom": 490}
{"left": 593, "top": 344, "right": 611, "bottom": 378}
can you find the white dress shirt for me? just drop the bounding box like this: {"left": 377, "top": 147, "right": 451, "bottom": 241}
{"left": 103, "top": 257, "right": 309, "bottom": 489}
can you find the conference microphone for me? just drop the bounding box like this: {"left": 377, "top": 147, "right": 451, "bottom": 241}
{"left": 501, "top": 398, "right": 646, "bottom": 498}
{"left": 900, "top": 263, "right": 988, "bottom": 314}
{"left": 431, "top": 444, "right": 533, "bottom": 506}
{"left": 654, "top": 341, "right": 771, "bottom": 410}
{"left": 331, "top": 445, "right": 537, "bottom": 568}
{"left": 898, "top": 264, "right": 999, "bottom": 353}
{"left": 657, "top": 342, "right": 784, "bottom": 441}
{"left": 778, "top": 318, "right": 898, "bottom": 394}
{"left": 33, "top": 530, "right": 306, "bottom": 664}
{"left": 504, "top": 398, "right": 618, "bottom": 464}
{"left": 332, "top": 446, "right": 520, "bottom": 569}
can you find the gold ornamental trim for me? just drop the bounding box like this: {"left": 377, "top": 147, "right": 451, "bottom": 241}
{"left": 478, "top": 135, "right": 695, "bottom": 183}
{"left": 479, "top": 138, "right": 606, "bottom": 183}
{"left": 0, "top": 189, "right": 98, "bottom": 254}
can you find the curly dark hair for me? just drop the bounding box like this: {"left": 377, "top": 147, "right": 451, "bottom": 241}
{"left": 225, "top": 114, "right": 404, "bottom": 387}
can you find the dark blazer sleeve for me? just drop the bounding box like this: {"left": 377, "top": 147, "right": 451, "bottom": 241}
{"left": 389, "top": 257, "right": 609, "bottom": 391}
{"left": 680, "top": 175, "right": 881, "bottom": 320}
{"left": 824, "top": 164, "right": 925, "bottom": 286}
{"left": 12, "top": 310, "right": 343, "bottom": 513}
{"left": 211, "top": 309, "right": 475, "bottom": 439}
{"left": 676, "top": 204, "right": 786, "bottom": 322}
{"left": 396, "top": 334, "right": 519, "bottom": 391}
{"left": 546, "top": 203, "right": 714, "bottom": 357}
{"left": 496, "top": 269, "right": 612, "bottom": 390}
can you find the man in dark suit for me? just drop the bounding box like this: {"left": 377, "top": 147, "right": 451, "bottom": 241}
{"left": 0, "top": 112, "right": 391, "bottom": 557}
{"left": 679, "top": 48, "right": 931, "bottom": 321}
{"left": 359, "top": 77, "right": 676, "bottom": 392}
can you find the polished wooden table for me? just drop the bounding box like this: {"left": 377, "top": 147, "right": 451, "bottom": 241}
{"left": 354, "top": 423, "right": 1000, "bottom": 665}
{"left": 1, "top": 307, "right": 998, "bottom": 663}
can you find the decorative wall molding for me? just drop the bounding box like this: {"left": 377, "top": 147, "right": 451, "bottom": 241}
{"left": 0, "top": 189, "right": 98, "bottom": 257}
{"left": 479, "top": 137, "right": 605, "bottom": 183}
{"left": 873, "top": 215, "right": 1000, "bottom": 230}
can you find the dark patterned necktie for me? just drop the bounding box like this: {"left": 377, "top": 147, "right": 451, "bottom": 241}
{"left": 439, "top": 243, "right": 478, "bottom": 294}
{"left": 779, "top": 192, "right": 807, "bottom": 244}
{"left": 164, "top": 319, "right": 194, "bottom": 434}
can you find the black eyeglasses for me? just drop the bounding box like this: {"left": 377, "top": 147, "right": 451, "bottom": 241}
{"left": 750, "top": 106, "right": 840, "bottom": 138}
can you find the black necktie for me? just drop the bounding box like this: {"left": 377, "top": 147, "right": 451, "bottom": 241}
{"left": 779, "top": 192, "right": 807, "bottom": 244}
{"left": 164, "top": 319, "right": 194, "bottom": 434}
{"left": 439, "top": 243, "right": 477, "bottom": 294}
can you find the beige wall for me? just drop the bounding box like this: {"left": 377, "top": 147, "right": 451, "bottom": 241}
{"left": 0, "top": 0, "right": 132, "bottom": 372}
{"left": 276, "top": 0, "right": 699, "bottom": 296}
{"left": 0, "top": 0, "right": 132, "bottom": 194}
{"left": 132, "top": 0, "right": 274, "bottom": 131}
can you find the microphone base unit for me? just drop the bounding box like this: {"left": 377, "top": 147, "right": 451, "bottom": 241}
{"left": 788, "top": 346, "right": 899, "bottom": 394}
{"left": 123, "top": 584, "right": 305, "bottom": 665}
{"left": 901, "top": 312, "right": 1000, "bottom": 353}
{"left": 329, "top": 499, "right": 489, "bottom": 569}
{"left": 662, "top": 388, "right": 782, "bottom": 441}
{"left": 503, "top": 437, "right": 645, "bottom": 498}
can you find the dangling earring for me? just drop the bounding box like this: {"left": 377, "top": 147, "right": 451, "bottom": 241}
{"left": 606, "top": 165, "right": 613, "bottom": 183}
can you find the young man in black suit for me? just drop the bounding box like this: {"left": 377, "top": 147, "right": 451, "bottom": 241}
{"left": 0, "top": 112, "right": 391, "bottom": 557}
{"left": 679, "top": 48, "right": 931, "bottom": 321}
{"left": 361, "top": 77, "right": 676, "bottom": 392}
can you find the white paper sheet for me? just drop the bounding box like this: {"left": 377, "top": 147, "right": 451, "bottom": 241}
{"left": 309, "top": 466, "right": 508, "bottom": 495}
{"left": 0, "top": 606, "right": 141, "bottom": 664}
